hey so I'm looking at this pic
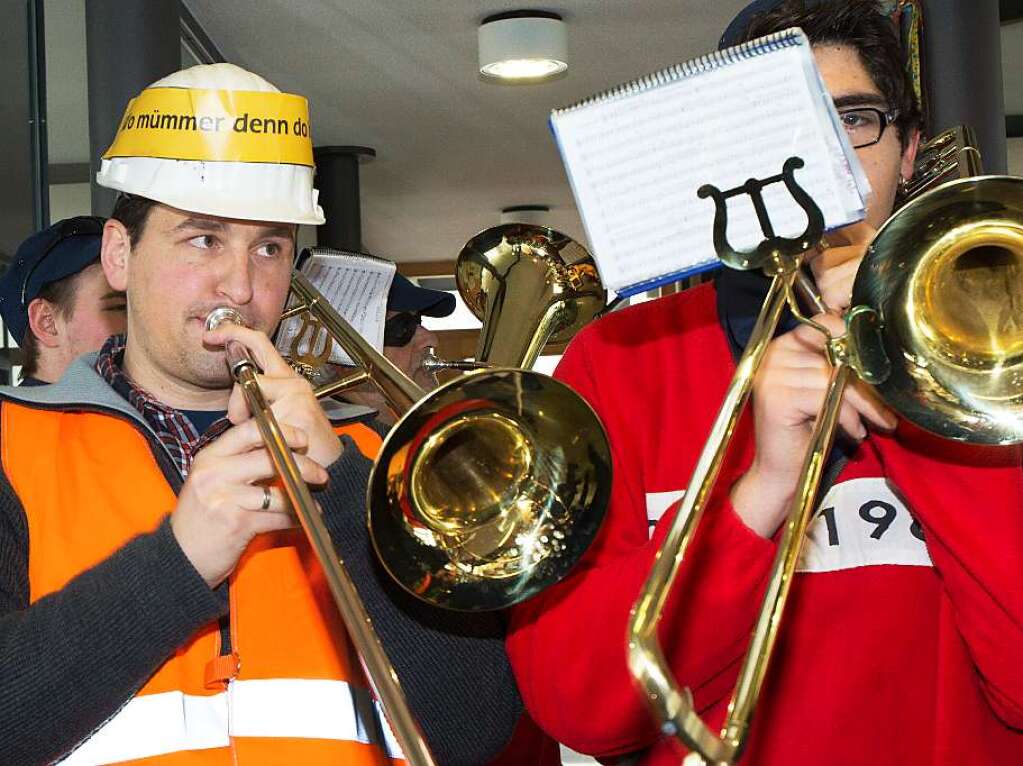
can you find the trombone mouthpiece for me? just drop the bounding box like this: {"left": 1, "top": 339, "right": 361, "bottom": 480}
{"left": 204, "top": 306, "right": 248, "bottom": 333}
{"left": 204, "top": 307, "right": 256, "bottom": 375}
{"left": 422, "top": 347, "right": 490, "bottom": 373}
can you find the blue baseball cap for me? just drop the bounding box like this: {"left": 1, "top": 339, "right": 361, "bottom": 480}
{"left": 0, "top": 216, "right": 105, "bottom": 343}
{"left": 387, "top": 272, "right": 456, "bottom": 318}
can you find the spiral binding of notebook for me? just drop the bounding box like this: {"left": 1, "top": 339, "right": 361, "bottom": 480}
{"left": 553, "top": 29, "right": 802, "bottom": 117}
{"left": 550, "top": 27, "right": 869, "bottom": 298}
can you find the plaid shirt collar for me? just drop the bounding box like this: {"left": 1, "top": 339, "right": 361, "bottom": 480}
{"left": 95, "top": 335, "right": 230, "bottom": 477}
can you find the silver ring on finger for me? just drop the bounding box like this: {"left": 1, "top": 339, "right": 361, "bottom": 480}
{"left": 261, "top": 486, "right": 272, "bottom": 511}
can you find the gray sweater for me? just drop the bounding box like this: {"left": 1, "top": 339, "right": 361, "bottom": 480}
{"left": 0, "top": 356, "right": 521, "bottom": 765}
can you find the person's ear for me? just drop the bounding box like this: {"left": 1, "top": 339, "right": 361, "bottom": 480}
{"left": 101, "top": 219, "right": 131, "bottom": 292}
{"left": 26, "top": 298, "right": 62, "bottom": 349}
{"left": 900, "top": 127, "right": 921, "bottom": 184}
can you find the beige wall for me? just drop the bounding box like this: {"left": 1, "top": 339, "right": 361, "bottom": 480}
{"left": 1008, "top": 137, "right": 1023, "bottom": 175}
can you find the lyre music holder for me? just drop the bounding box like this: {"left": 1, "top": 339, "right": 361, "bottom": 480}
{"left": 697, "top": 156, "right": 824, "bottom": 272}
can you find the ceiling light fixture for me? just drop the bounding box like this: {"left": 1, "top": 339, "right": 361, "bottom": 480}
{"left": 478, "top": 11, "right": 568, "bottom": 82}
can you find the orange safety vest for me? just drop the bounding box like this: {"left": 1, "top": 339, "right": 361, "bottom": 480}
{"left": 1, "top": 402, "right": 402, "bottom": 765}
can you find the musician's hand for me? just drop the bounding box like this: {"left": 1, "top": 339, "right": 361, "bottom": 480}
{"left": 171, "top": 418, "right": 328, "bottom": 587}
{"left": 205, "top": 323, "right": 343, "bottom": 469}
{"left": 730, "top": 313, "right": 897, "bottom": 538}
{"left": 806, "top": 222, "right": 876, "bottom": 313}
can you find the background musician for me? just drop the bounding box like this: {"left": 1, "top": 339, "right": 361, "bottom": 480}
{"left": 507, "top": 2, "right": 1023, "bottom": 764}
{"left": 335, "top": 272, "right": 452, "bottom": 424}
{"left": 0, "top": 216, "right": 126, "bottom": 386}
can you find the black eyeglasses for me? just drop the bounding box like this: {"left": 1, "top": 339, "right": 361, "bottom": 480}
{"left": 20, "top": 216, "right": 105, "bottom": 308}
{"left": 838, "top": 107, "right": 900, "bottom": 149}
{"left": 383, "top": 311, "right": 422, "bottom": 347}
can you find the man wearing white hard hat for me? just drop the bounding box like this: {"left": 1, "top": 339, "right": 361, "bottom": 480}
{"left": 0, "top": 63, "right": 520, "bottom": 764}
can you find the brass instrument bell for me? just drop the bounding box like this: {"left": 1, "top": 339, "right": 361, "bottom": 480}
{"left": 456, "top": 223, "right": 606, "bottom": 367}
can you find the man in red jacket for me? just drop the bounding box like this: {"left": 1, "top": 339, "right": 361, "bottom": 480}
{"left": 508, "top": 2, "right": 1023, "bottom": 764}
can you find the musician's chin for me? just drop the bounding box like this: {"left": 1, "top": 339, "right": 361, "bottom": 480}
{"left": 186, "top": 345, "right": 236, "bottom": 390}
{"left": 412, "top": 366, "right": 440, "bottom": 393}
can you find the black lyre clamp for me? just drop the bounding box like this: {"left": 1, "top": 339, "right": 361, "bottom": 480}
{"left": 697, "top": 156, "right": 825, "bottom": 275}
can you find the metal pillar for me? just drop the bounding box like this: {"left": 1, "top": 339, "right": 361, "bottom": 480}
{"left": 923, "top": 0, "right": 1007, "bottom": 172}
{"left": 314, "top": 145, "right": 376, "bottom": 251}
{"left": 0, "top": 0, "right": 42, "bottom": 259}
{"left": 85, "top": 0, "right": 179, "bottom": 216}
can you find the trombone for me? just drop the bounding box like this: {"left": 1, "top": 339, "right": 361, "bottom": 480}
{"left": 285, "top": 263, "right": 611, "bottom": 611}
{"left": 207, "top": 235, "right": 613, "bottom": 762}
{"left": 421, "top": 349, "right": 488, "bottom": 373}
{"left": 626, "top": 128, "right": 1023, "bottom": 765}
{"left": 292, "top": 222, "right": 604, "bottom": 390}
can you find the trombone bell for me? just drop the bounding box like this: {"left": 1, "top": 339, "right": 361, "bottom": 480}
{"left": 280, "top": 271, "right": 612, "bottom": 612}
{"left": 369, "top": 367, "right": 611, "bottom": 611}
{"left": 457, "top": 224, "right": 606, "bottom": 368}
{"left": 852, "top": 175, "right": 1023, "bottom": 444}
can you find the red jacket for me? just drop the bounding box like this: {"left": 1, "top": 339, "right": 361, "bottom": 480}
{"left": 508, "top": 283, "right": 1023, "bottom": 765}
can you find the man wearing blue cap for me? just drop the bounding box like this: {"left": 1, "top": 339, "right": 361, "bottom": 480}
{"left": 0, "top": 217, "right": 126, "bottom": 385}
{"left": 382, "top": 273, "right": 454, "bottom": 389}
{"left": 509, "top": 2, "right": 1023, "bottom": 765}
{"left": 338, "top": 273, "right": 454, "bottom": 423}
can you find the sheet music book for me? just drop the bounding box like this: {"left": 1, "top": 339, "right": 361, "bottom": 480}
{"left": 276, "top": 247, "right": 395, "bottom": 366}
{"left": 550, "top": 27, "right": 871, "bottom": 297}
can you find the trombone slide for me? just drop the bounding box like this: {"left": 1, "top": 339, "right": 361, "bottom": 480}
{"left": 208, "top": 308, "right": 437, "bottom": 766}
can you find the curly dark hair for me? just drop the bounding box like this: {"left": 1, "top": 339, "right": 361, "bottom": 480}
{"left": 739, "top": 0, "right": 922, "bottom": 148}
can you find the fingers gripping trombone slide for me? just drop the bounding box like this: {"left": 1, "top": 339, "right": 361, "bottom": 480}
{"left": 204, "top": 306, "right": 438, "bottom": 766}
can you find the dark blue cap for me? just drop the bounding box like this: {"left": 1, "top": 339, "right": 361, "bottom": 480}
{"left": 388, "top": 272, "right": 456, "bottom": 317}
{"left": 0, "top": 216, "right": 105, "bottom": 343}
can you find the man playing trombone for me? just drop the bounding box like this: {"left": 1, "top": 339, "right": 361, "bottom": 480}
{"left": 0, "top": 63, "right": 520, "bottom": 764}
{"left": 508, "top": 2, "right": 1023, "bottom": 764}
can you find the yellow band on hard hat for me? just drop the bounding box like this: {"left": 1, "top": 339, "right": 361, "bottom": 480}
{"left": 102, "top": 87, "right": 314, "bottom": 167}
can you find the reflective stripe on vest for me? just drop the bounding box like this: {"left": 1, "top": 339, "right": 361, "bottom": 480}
{"left": 58, "top": 678, "right": 402, "bottom": 765}
{"left": 2, "top": 403, "right": 399, "bottom": 764}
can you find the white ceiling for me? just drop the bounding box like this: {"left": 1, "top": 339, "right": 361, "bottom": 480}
{"left": 40, "top": 1, "right": 1023, "bottom": 264}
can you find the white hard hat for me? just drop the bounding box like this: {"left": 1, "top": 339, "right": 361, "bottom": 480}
{"left": 97, "top": 63, "right": 325, "bottom": 226}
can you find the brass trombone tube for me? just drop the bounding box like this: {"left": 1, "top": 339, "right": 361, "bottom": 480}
{"left": 214, "top": 314, "right": 436, "bottom": 766}
{"left": 794, "top": 269, "right": 828, "bottom": 315}
{"left": 626, "top": 269, "right": 796, "bottom": 763}
{"left": 626, "top": 270, "right": 848, "bottom": 765}
{"left": 313, "top": 369, "right": 371, "bottom": 400}
{"left": 284, "top": 269, "right": 611, "bottom": 610}
{"left": 720, "top": 360, "right": 851, "bottom": 761}
{"left": 290, "top": 270, "right": 425, "bottom": 414}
